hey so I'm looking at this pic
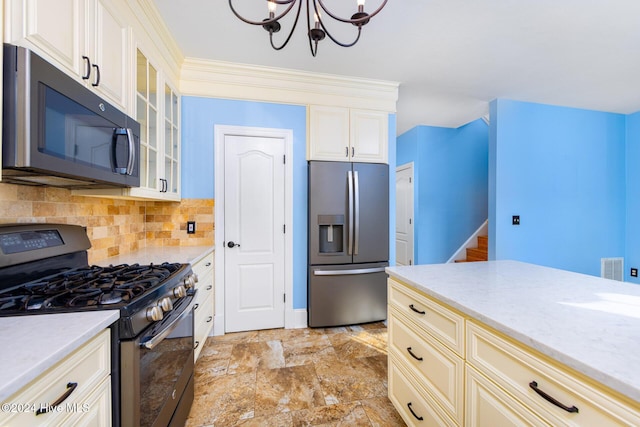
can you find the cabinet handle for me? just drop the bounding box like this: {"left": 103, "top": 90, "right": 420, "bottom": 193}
{"left": 205, "top": 262, "right": 212, "bottom": 267}
{"left": 407, "top": 402, "right": 424, "bottom": 421}
{"left": 91, "top": 64, "right": 100, "bottom": 87}
{"left": 529, "top": 381, "right": 579, "bottom": 413}
{"left": 352, "top": 146, "right": 354, "bottom": 157}
{"left": 35, "top": 382, "right": 78, "bottom": 415}
{"left": 406, "top": 347, "right": 423, "bottom": 361}
{"left": 194, "top": 340, "right": 200, "bottom": 350}
{"left": 409, "top": 304, "right": 426, "bottom": 315}
{"left": 206, "top": 316, "right": 213, "bottom": 323}
{"left": 193, "top": 303, "right": 199, "bottom": 310}
{"left": 345, "top": 146, "right": 349, "bottom": 157}
{"left": 206, "top": 285, "right": 213, "bottom": 291}
{"left": 82, "top": 56, "right": 91, "bottom": 80}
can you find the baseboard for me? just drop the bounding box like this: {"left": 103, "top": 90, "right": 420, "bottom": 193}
{"left": 212, "top": 314, "right": 225, "bottom": 336}
{"left": 290, "top": 308, "right": 308, "bottom": 329}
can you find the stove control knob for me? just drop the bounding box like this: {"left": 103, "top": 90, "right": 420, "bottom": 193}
{"left": 159, "top": 297, "right": 174, "bottom": 312}
{"left": 173, "top": 285, "right": 187, "bottom": 298}
{"left": 146, "top": 306, "right": 164, "bottom": 322}
{"left": 184, "top": 274, "right": 197, "bottom": 289}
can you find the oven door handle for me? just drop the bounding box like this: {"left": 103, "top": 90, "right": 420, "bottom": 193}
{"left": 140, "top": 293, "right": 197, "bottom": 350}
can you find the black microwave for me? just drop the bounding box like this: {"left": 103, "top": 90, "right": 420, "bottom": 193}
{"left": 2, "top": 43, "right": 140, "bottom": 188}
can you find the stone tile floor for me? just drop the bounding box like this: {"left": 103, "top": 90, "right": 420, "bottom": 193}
{"left": 185, "top": 322, "right": 406, "bottom": 426}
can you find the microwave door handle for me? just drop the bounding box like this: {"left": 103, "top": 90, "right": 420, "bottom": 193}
{"left": 125, "top": 128, "right": 135, "bottom": 175}
{"left": 111, "top": 128, "right": 134, "bottom": 175}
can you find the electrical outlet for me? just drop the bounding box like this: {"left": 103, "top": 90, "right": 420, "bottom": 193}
{"left": 512, "top": 215, "right": 520, "bottom": 225}
{"left": 187, "top": 221, "right": 196, "bottom": 234}
{"left": 631, "top": 268, "right": 638, "bottom": 277}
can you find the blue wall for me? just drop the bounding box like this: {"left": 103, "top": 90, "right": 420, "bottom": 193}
{"left": 181, "top": 97, "right": 308, "bottom": 308}
{"left": 490, "top": 99, "right": 627, "bottom": 277}
{"left": 397, "top": 120, "right": 489, "bottom": 264}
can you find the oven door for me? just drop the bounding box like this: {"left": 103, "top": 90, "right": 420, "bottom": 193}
{"left": 120, "top": 293, "right": 196, "bottom": 427}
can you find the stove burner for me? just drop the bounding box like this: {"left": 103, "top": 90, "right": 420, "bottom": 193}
{"left": 0, "top": 262, "right": 184, "bottom": 314}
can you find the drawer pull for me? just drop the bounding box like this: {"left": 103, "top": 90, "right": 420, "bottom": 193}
{"left": 194, "top": 340, "right": 200, "bottom": 350}
{"left": 207, "top": 316, "right": 213, "bottom": 323}
{"left": 529, "top": 381, "right": 579, "bottom": 413}
{"left": 206, "top": 285, "right": 213, "bottom": 291}
{"left": 407, "top": 402, "right": 424, "bottom": 421}
{"left": 205, "top": 262, "right": 212, "bottom": 267}
{"left": 35, "top": 382, "right": 78, "bottom": 415}
{"left": 406, "top": 347, "right": 423, "bottom": 361}
{"left": 409, "top": 304, "right": 426, "bottom": 315}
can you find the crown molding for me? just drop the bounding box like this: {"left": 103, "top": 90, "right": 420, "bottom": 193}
{"left": 180, "top": 57, "right": 399, "bottom": 112}
{"left": 126, "top": 0, "right": 184, "bottom": 83}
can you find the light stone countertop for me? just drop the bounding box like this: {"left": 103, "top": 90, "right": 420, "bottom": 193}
{"left": 96, "top": 245, "right": 214, "bottom": 266}
{"left": 0, "top": 311, "right": 119, "bottom": 402}
{"left": 386, "top": 260, "right": 640, "bottom": 403}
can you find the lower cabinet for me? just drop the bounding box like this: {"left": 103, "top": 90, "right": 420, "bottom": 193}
{"left": 0, "top": 330, "right": 111, "bottom": 426}
{"left": 387, "top": 278, "right": 640, "bottom": 427}
{"left": 192, "top": 249, "right": 214, "bottom": 361}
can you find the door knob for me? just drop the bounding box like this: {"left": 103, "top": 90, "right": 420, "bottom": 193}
{"left": 227, "top": 241, "right": 240, "bottom": 248}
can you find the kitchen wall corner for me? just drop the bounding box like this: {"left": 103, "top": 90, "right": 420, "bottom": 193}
{"left": 0, "top": 183, "right": 214, "bottom": 263}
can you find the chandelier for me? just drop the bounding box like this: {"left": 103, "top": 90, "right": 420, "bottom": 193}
{"left": 228, "top": 0, "right": 388, "bottom": 57}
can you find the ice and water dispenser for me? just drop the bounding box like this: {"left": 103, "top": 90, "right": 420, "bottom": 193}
{"left": 317, "top": 214, "right": 344, "bottom": 254}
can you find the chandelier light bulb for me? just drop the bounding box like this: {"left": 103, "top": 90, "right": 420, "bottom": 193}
{"left": 267, "top": 0, "right": 277, "bottom": 14}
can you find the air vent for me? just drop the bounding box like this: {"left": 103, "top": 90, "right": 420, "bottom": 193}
{"left": 601, "top": 257, "right": 623, "bottom": 281}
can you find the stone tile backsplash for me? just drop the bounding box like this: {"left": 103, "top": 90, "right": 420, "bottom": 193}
{"left": 0, "top": 183, "right": 214, "bottom": 263}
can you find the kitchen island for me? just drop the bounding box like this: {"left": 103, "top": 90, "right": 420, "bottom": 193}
{"left": 386, "top": 260, "right": 640, "bottom": 426}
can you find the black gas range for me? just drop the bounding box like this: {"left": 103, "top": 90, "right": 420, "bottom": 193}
{"left": 0, "top": 223, "right": 197, "bottom": 427}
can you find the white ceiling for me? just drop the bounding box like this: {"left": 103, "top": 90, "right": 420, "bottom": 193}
{"left": 153, "top": 0, "right": 640, "bottom": 135}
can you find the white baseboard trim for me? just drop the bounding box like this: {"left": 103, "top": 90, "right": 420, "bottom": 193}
{"left": 291, "top": 309, "right": 308, "bottom": 329}
{"left": 212, "top": 314, "right": 225, "bottom": 336}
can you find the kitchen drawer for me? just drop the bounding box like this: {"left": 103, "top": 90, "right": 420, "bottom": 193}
{"left": 466, "top": 364, "right": 550, "bottom": 427}
{"left": 389, "top": 354, "right": 457, "bottom": 427}
{"left": 60, "top": 376, "right": 111, "bottom": 427}
{"left": 389, "top": 306, "right": 464, "bottom": 425}
{"left": 192, "top": 251, "right": 214, "bottom": 280}
{"left": 0, "top": 330, "right": 110, "bottom": 427}
{"left": 467, "top": 321, "right": 640, "bottom": 427}
{"left": 194, "top": 296, "right": 214, "bottom": 360}
{"left": 388, "top": 278, "right": 465, "bottom": 356}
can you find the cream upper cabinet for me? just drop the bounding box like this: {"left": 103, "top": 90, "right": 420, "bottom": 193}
{"left": 350, "top": 109, "right": 389, "bottom": 163}
{"left": 5, "top": 0, "right": 129, "bottom": 111}
{"left": 308, "top": 105, "right": 388, "bottom": 163}
{"left": 130, "top": 47, "right": 180, "bottom": 200}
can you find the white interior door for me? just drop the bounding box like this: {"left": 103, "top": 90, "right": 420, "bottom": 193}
{"left": 395, "top": 163, "right": 414, "bottom": 266}
{"left": 224, "top": 134, "right": 286, "bottom": 333}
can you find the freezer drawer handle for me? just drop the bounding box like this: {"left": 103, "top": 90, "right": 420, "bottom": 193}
{"left": 529, "top": 381, "right": 579, "bottom": 413}
{"left": 409, "top": 304, "right": 426, "bottom": 315}
{"left": 313, "top": 267, "right": 386, "bottom": 276}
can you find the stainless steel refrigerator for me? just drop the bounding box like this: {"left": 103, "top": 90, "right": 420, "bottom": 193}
{"left": 308, "top": 161, "right": 389, "bottom": 327}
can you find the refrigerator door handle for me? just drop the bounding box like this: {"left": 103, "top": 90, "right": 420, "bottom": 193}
{"left": 354, "top": 170, "right": 360, "bottom": 255}
{"left": 313, "top": 267, "right": 386, "bottom": 276}
{"left": 347, "top": 170, "right": 354, "bottom": 255}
